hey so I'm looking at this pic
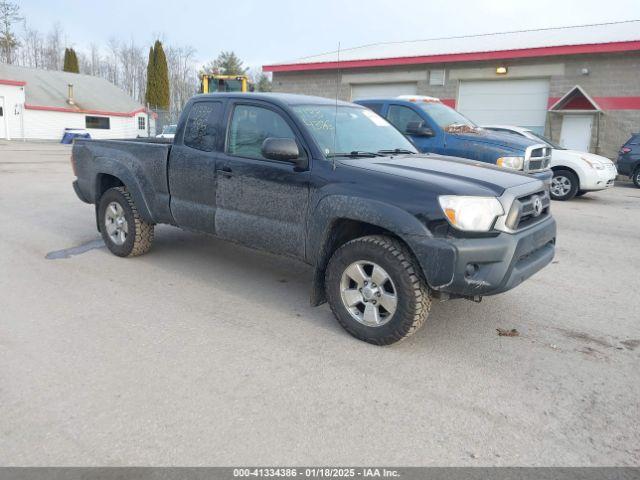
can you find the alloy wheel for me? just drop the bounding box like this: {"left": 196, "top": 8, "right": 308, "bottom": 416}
{"left": 340, "top": 260, "right": 398, "bottom": 327}
{"left": 551, "top": 175, "right": 572, "bottom": 197}
{"left": 104, "top": 201, "right": 128, "bottom": 246}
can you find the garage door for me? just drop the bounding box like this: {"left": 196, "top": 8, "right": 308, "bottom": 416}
{"left": 350, "top": 82, "right": 417, "bottom": 101}
{"left": 457, "top": 79, "right": 550, "bottom": 134}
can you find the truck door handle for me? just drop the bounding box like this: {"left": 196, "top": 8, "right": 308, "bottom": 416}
{"left": 219, "top": 166, "right": 232, "bottom": 176}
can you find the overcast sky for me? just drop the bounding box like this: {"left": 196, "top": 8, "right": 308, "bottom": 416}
{"left": 19, "top": 0, "right": 640, "bottom": 70}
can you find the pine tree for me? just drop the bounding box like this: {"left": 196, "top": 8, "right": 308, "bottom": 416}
{"left": 202, "top": 51, "right": 246, "bottom": 76}
{"left": 63, "top": 48, "right": 70, "bottom": 71}
{"left": 256, "top": 73, "right": 272, "bottom": 92}
{"left": 63, "top": 47, "right": 79, "bottom": 73}
{"left": 154, "top": 40, "right": 170, "bottom": 109}
{"left": 145, "top": 41, "right": 170, "bottom": 110}
{"left": 145, "top": 46, "right": 155, "bottom": 106}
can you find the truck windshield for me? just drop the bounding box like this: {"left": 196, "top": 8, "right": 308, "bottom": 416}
{"left": 292, "top": 105, "right": 417, "bottom": 157}
{"left": 417, "top": 102, "right": 476, "bottom": 129}
{"left": 163, "top": 125, "right": 177, "bottom": 134}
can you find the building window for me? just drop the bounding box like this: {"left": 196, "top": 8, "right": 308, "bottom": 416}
{"left": 85, "top": 116, "right": 110, "bottom": 129}
{"left": 138, "top": 116, "right": 146, "bottom": 130}
{"left": 429, "top": 69, "right": 445, "bottom": 86}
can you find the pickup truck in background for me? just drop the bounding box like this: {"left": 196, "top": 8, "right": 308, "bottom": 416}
{"left": 72, "top": 93, "right": 556, "bottom": 345}
{"left": 354, "top": 96, "right": 553, "bottom": 185}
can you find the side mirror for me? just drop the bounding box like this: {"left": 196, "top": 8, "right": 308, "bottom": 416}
{"left": 261, "top": 137, "right": 308, "bottom": 170}
{"left": 406, "top": 121, "right": 435, "bottom": 137}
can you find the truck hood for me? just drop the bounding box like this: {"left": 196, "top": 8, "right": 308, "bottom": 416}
{"left": 452, "top": 129, "right": 540, "bottom": 151}
{"left": 340, "top": 153, "right": 537, "bottom": 196}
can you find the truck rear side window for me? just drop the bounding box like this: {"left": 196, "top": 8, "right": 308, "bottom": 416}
{"left": 227, "top": 105, "right": 301, "bottom": 160}
{"left": 362, "top": 103, "right": 384, "bottom": 115}
{"left": 184, "top": 101, "right": 221, "bottom": 152}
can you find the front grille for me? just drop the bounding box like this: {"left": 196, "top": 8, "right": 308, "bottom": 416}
{"left": 525, "top": 146, "right": 551, "bottom": 173}
{"left": 507, "top": 190, "right": 551, "bottom": 230}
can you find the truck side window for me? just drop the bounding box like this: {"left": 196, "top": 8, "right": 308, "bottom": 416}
{"left": 387, "top": 105, "right": 424, "bottom": 134}
{"left": 184, "top": 101, "right": 221, "bottom": 152}
{"left": 227, "top": 105, "right": 303, "bottom": 160}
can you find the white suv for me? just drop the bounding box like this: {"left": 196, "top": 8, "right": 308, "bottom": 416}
{"left": 483, "top": 125, "right": 617, "bottom": 201}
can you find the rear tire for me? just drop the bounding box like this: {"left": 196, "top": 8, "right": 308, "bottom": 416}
{"left": 550, "top": 169, "right": 579, "bottom": 201}
{"left": 325, "top": 235, "right": 431, "bottom": 345}
{"left": 633, "top": 167, "right": 640, "bottom": 188}
{"left": 98, "top": 186, "right": 154, "bottom": 257}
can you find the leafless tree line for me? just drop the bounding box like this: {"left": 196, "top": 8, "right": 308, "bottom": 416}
{"left": 14, "top": 22, "right": 199, "bottom": 112}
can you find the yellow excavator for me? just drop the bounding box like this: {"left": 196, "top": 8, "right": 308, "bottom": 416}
{"left": 200, "top": 74, "right": 252, "bottom": 93}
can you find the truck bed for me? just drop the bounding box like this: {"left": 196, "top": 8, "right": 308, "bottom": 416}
{"left": 72, "top": 138, "right": 174, "bottom": 225}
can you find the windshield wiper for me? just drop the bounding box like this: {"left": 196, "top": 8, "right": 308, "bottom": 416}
{"left": 377, "top": 149, "right": 416, "bottom": 155}
{"left": 327, "top": 151, "right": 383, "bottom": 158}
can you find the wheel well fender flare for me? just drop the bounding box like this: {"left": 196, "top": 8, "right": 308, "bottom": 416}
{"left": 306, "top": 195, "right": 440, "bottom": 306}
{"left": 93, "top": 160, "right": 155, "bottom": 224}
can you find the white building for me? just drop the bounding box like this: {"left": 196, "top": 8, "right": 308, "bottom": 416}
{"left": 0, "top": 64, "right": 154, "bottom": 141}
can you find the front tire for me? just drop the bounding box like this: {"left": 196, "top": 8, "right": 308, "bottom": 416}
{"left": 325, "top": 235, "right": 431, "bottom": 345}
{"left": 98, "top": 186, "right": 154, "bottom": 257}
{"left": 550, "top": 169, "right": 579, "bottom": 201}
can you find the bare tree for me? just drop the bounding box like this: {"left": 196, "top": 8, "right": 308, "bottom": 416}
{"left": 0, "top": 0, "right": 22, "bottom": 63}
{"left": 166, "top": 44, "right": 198, "bottom": 114}
{"left": 43, "top": 22, "right": 63, "bottom": 70}
{"left": 19, "top": 21, "right": 44, "bottom": 68}
{"left": 88, "top": 42, "right": 101, "bottom": 76}
{"left": 118, "top": 39, "right": 146, "bottom": 103}
{"left": 105, "top": 37, "right": 120, "bottom": 84}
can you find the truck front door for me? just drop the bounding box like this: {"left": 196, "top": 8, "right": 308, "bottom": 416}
{"left": 168, "top": 99, "right": 225, "bottom": 233}
{"left": 214, "top": 101, "right": 310, "bottom": 259}
{"left": 385, "top": 103, "right": 443, "bottom": 154}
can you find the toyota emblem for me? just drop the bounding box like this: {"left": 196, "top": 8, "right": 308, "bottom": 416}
{"left": 532, "top": 195, "right": 543, "bottom": 217}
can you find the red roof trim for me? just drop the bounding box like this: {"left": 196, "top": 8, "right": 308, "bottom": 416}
{"left": 548, "top": 96, "right": 640, "bottom": 110}
{"left": 0, "top": 78, "right": 27, "bottom": 86}
{"left": 25, "top": 104, "right": 148, "bottom": 117}
{"left": 264, "top": 40, "right": 640, "bottom": 72}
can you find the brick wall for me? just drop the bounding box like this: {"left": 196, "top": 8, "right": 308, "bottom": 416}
{"left": 272, "top": 52, "right": 640, "bottom": 159}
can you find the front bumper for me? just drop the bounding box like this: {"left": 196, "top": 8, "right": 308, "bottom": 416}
{"left": 580, "top": 165, "right": 617, "bottom": 191}
{"left": 412, "top": 217, "right": 556, "bottom": 297}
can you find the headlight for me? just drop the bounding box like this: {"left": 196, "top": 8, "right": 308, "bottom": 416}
{"left": 496, "top": 156, "right": 524, "bottom": 170}
{"left": 438, "top": 196, "right": 504, "bottom": 232}
{"left": 581, "top": 157, "right": 604, "bottom": 170}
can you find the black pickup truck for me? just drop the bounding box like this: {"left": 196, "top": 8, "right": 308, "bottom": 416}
{"left": 72, "top": 93, "right": 556, "bottom": 345}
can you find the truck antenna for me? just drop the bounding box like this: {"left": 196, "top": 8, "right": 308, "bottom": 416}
{"left": 332, "top": 42, "right": 340, "bottom": 171}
